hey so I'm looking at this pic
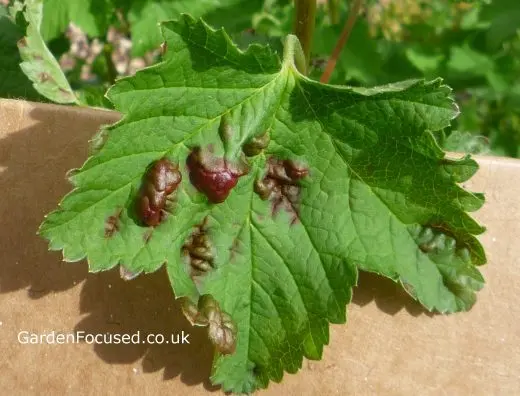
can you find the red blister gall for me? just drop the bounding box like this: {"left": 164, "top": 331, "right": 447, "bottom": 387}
{"left": 137, "top": 158, "right": 182, "bottom": 227}
{"left": 187, "top": 148, "right": 248, "bottom": 204}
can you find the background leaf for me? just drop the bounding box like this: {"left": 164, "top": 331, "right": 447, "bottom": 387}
{"left": 0, "top": 4, "right": 40, "bottom": 100}
{"left": 40, "top": 0, "right": 114, "bottom": 41}
{"left": 12, "top": 0, "right": 78, "bottom": 104}
{"left": 127, "top": 0, "right": 264, "bottom": 56}
{"left": 480, "top": 0, "right": 520, "bottom": 50}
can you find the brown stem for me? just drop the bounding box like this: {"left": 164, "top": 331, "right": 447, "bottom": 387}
{"left": 320, "top": 0, "right": 363, "bottom": 84}
{"left": 293, "top": 0, "right": 317, "bottom": 75}
{"left": 115, "top": 8, "right": 130, "bottom": 35}
{"left": 103, "top": 43, "right": 117, "bottom": 85}
{"left": 329, "top": 0, "right": 340, "bottom": 25}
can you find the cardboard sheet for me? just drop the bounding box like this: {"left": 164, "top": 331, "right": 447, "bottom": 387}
{"left": 0, "top": 99, "right": 518, "bottom": 395}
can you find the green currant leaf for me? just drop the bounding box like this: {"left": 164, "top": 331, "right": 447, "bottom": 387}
{"left": 480, "top": 0, "right": 520, "bottom": 50}
{"left": 12, "top": 0, "right": 78, "bottom": 104}
{"left": 405, "top": 48, "right": 445, "bottom": 76}
{"left": 40, "top": 0, "right": 113, "bottom": 41}
{"left": 128, "top": 0, "right": 263, "bottom": 56}
{"left": 39, "top": 15, "right": 486, "bottom": 393}
{"left": 0, "top": 4, "right": 40, "bottom": 100}
{"left": 447, "top": 44, "right": 495, "bottom": 78}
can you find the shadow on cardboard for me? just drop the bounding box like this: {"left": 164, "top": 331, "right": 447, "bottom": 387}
{"left": 0, "top": 103, "right": 430, "bottom": 391}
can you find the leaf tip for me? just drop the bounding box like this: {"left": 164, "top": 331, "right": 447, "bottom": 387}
{"left": 451, "top": 100, "right": 461, "bottom": 120}
{"left": 119, "top": 265, "right": 141, "bottom": 281}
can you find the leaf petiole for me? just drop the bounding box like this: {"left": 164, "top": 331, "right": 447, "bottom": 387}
{"left": 283, "top": 34, "right": 307, "bottom": 75}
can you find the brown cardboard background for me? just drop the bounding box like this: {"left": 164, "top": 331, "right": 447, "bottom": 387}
{"left": 0, "top": 99, "right": 518, "bottom": 395}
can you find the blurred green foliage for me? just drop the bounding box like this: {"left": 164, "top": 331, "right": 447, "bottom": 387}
{"left": 253, "top": 0, "right": 520, "bottom": 158}
{"left": 1, "top": 0, "right": 519, "bottom": 157}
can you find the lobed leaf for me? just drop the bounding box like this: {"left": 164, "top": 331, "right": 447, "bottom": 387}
{"left": 39, "top": 15, "right": 487, "bottom": 393}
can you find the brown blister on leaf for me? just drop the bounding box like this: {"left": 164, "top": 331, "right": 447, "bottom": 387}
{"left": 180, "top": 295, "right": 237, "bottom": 355}
{"left": 183, "top": 217, "right": 215, "bottom": 277}
{"left": 180, "top": 297, "right": 208, "bottom": 326}
{"left": 136, "top": 158, "right": 182, "bottom": 227}
{"left": 243, "top": 129, "right": 270, "bottom": 157}
{"left": 39, "top": 72, "right": 52, "bottom": 83}
{"left": 254, "top": 157, "right": 309, "bottom": 224}
{"left": 229, "top": 237, "right": 241, "bottom": 262}
{"left": 199, "top": 295, "right": 238, "bottom": 355}
{"left": 283, "top": 159, "right": 309, "bottom": 180}
{"left": 104, "top": 208, "right": 122, "bottom": 238}
{"left": 160, "top": 41, "right": 167, "bottom": 55}
{"left": 419, "top": 243, "right": 433, "bottom": 253}
{"left": 207, "top": 307, "right": 237, "bottom": 355}
{"left": 218, "top": 115, "right": 233, "bottom": 145}
{"left": 187, "top": 147, "right": 248, "bottom": 204}
{"left": 17, "top": 37, "right": 27, "bottom": 48}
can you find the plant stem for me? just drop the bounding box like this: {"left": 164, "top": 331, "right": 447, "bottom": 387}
{"left": 116, "top": 8, "right": 130, "bottom": 35}
{"left": 320, "top": 0, "right": 363, "bottom": 84}
{"left": 293, "top": 0, "right": 317, "bottom": 75}
{"left": 329, "top": 0, "right": 340, "bottom": 25}
{"left": 103, "top": 43, "right": 117, "bottom": 85}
